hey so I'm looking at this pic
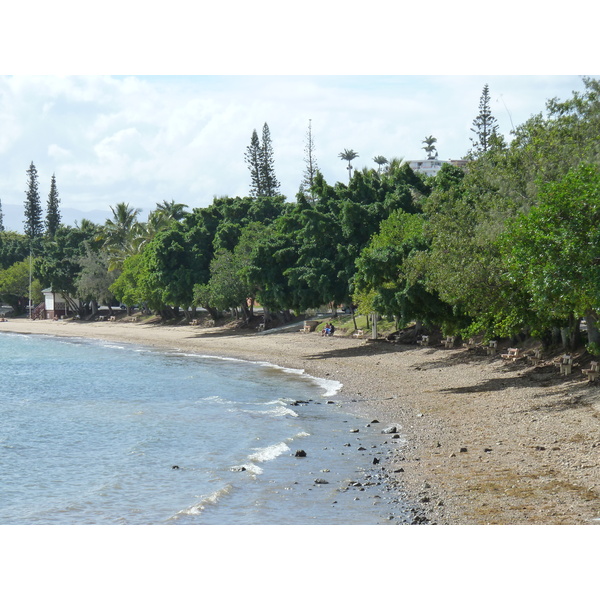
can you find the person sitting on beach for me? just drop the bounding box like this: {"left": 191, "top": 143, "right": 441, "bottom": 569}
{"left": 322, "top": 324, "right": 331, "bottom": 336}
{"left": 328, "top": 324, "right": 335, "bottom": 336}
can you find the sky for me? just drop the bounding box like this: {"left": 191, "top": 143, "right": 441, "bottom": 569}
{"left": 0, "top": 74, "right": 591, "bottom": 231}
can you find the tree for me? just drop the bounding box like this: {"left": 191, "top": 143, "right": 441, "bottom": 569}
{"left": 339, "top": 149, "right": 359, "bottom": 182}
{"left": 24, "top": 162, "right": 44, "bottom": 241}
{"left": 301, "top": 119, "right": 319, "bottom": 200}
{"left": 0, "top": 258, "right": 41, "bottom": 314}
{"left": 373, "top": 155, "right": 389, "bottom": 173}
{"left": 260, "top": 123, "right": 280, "bottom": 197}
{"left": 75, "top": 248, "right": 118, "bottom": 315}
{"left": 245, "top": 129, "right": 263, "bottom": 197}
{"left": 470, "top": 84, "right": 499, "bottom": 157}
{"left": 421, "top": 136, "right": 437, "bottom": 160}
{"left": 45, "top": 173, "right": 61, "bottom": 238}
{"left": 503, "top": 164, "right": 600, "bottom": 349}
{"left": 0, "top": 198, "right": 4, "bottom": 232}
{"left": 99, "top": 202, "right": 142, "bottom": 270}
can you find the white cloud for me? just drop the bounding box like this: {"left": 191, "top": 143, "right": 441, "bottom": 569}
{"left": 0, "top": 74, "right": 591, "bottom": 232}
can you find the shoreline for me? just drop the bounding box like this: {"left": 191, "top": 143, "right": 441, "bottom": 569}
{"left": 2, "top": 317, "right": 600, "bottom": 524}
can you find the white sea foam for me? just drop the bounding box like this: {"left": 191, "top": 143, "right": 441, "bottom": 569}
{"left": 174, "top": 484, "right": 234, "bottom": 517}
{"left": 170, "top": 352, "right": 342, "bottom": 398}
{"left": 248, "top": 442, "right": 290, "bottom": 463}
{"left": 231, "top": 463, "right": 263, "bottom": 476}
{"left": 239, "top": 406, "right": 298, "bottom": 417}
{"left": 197, "top": 395, "right": 235, "bottom": 405}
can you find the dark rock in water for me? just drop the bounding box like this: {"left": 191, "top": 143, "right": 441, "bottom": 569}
{"left": 358, "top": 447, "right": 366, "bottom": 451}
{"left": 314, "top": 478, "right": 329, "bottom": 484}
{"left": 172, "top": 465, "right": 180, "bottom": 470}
{"left": 295, "top": 450, "right": 307, "bottom": 457}
{"left": 373, "top": 457, "right": 380, "bottom": 465}
{"left": 231, "top": 466, "right": 246, "bottom": 472}
{"left": 350, "top": 428, "right": 359, "bottom": 433}
{"left": 371, "top": 419, "right": 380, "bottom": 424}
{"left": 392, "top": 434, "right": 401, "bottom": 439}
{"left": 394, "top": 468, "right": 404, "bottom": 473}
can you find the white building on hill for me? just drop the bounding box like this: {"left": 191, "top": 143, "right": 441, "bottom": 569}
{"left": 408, "top": 159, "right": 468, "bottom": 177}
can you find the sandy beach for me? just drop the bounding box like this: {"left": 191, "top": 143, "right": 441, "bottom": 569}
{"left": 2, "top": 316, "right": 599, "bottom": 525}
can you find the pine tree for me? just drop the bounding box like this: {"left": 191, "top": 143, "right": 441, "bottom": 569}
{"left": 0, "top": 197, "right": 4, "bottom": 232}
{"left": 46, "top": 173, "right": 61, "bottom": 238}
{"left": 301, "top": 119, "right": 318, "bottom": 201}
{"left": 24, "top": 161, "right": 44, "bottom": 240}
{"left": 470, "top": 84, "right": 499, "bottom": 156}
{"left": 260, "top": 123, "right": 280, "bottom": 197}
{"left": 245, "top": 129, "right": 263, "bottom": 197}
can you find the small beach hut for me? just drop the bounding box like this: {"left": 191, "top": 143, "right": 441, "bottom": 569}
{"left": 41, "top": 288, "right": 76, "bottom": 319}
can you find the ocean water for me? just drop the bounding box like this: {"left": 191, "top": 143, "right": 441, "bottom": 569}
{"left": 0, "top": 332, "right": 409, "bottom": 525}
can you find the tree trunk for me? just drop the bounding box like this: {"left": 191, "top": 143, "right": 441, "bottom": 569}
{"left": 585, "top": 310, "right": 600, "bottom": 349}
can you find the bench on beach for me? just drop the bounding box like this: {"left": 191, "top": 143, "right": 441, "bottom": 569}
{"left": 97, "top": 315, "right": 105, "bottom": 321}
{"left": 486, "top": 340, "right": 498, "bottom": 355}
{"left": 416, "top": 335, "right": 429, "bottom": 347}
{"left": 108, "top": 315, "right": 116, "bottom": 322}
{"left": 554, "top": 354, "right": 573, "bottom": 376}
{"left": 443, "top": 336, "right": 455, "bottom": 349}
{"left": 300, "top": 320, "right": 319, "bottom": 333}
{"left": 501, "top": 347, "right": 522, "bottom": 362}
{"left": 352, "top": 329, "right": 366, "bottom": 339}
{"left": 463, "top": 337, "right": 476, "bottom": 349}
{"left": 528, "top": 348, "right": 543, "bottom": 365}
{"left": 582, "top": 361, "right": 599, "bottom": 382}
{"left": 189, "top": 319, "right": 199, "bottom": 326}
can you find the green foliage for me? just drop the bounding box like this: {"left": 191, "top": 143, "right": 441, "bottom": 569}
{"left": 0, "top": 231, "right": 29, "bottom": 269}
{"left": 502, "top": 163, "right": 600, "bottom": 323}
{"left": 0, "top": 258, "right": 41, "bottom": 313}
{"left": 35, "top": 224, "right": 101, "bottom": 294}
{"left": 24, "top": 162, "right": 44, "bottom": 240}
{"left": 469, "top": 84, "right": 500, "bottom": 157}
{"left": 245, "top": 124, "right": 280, "bottom": 198}
{"left": 75, "top": 249, "right": 118, "bottom": 307}
{"left": 45, "top": 174, "right": 61, "bottom": 238}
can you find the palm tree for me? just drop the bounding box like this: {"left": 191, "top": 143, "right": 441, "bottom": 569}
{"left": 373, "top": 155, "right": 389, "bottom": 173}
{"left": 154, "top": 200, "right": 188, "bottom": 222}
{"left": 99, "top": 202, "right": 142, "bottom": 271}
{"left": 339, "top": 149, "right": 359, "bottom": 182}
{"left": 422, "top": 136, "right": 438, "bottom": 160}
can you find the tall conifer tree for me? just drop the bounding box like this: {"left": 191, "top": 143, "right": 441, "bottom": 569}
{"left": 245, "top": 129, "right": 263, "bottom": 197}
{"left": 260, "top": 123, "right": 280, "bottom": 197}
{"left": 470, "top": 84, "right": 499, "bottom": 156}
{"left": 45, "top": 173, "right": 61, "bottom": 238}
{"left": 24, "top": 161, "right": 44, "bottom": 240}
{"left": 0, "top": 197, "right": 4, "bottom": 232}
{"left": 302, "top": 119, "right": 318, "bottom": 201}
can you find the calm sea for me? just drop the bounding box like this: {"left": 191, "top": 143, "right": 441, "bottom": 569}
{"left": 0, "top": 331, "right": 409, "bottom": 525}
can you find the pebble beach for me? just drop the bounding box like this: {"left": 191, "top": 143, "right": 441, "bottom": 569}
{"left": 2, "top": 316, "right": 600, "bottom": 525}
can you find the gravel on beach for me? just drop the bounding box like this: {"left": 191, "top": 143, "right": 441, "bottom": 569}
{"left": 2, "top": 317, "right": 600, "bottom": 525}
